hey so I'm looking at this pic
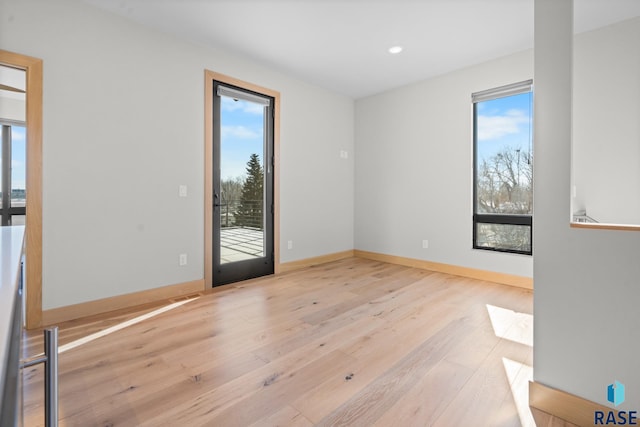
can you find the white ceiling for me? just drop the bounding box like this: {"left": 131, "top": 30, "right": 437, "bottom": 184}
{"left": 84, "top": 0, "right": 640, "bottom": 99}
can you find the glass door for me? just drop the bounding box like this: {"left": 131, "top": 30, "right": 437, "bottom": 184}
{"left": 212, "top": 82, "right": 274, "bottom": 286}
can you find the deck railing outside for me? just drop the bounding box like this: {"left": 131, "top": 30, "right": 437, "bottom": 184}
{"left": 219, "top": 199, "right": 263, "bottom": 229}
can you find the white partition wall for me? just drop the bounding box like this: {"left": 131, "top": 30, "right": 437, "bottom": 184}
{"left": 534, "top": 0, "right": 640, "bottom": 408}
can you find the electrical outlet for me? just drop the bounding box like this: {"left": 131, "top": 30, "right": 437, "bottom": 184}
{"left": 179, "top": 253, "right": 187, "bottom": 266}
{"left": 287, "top": 240, "right": 293, "bottom": 250}
{"left": 422, "top": 239, "right": 429, "bottom": 249}
{"left": 179, "top": 185, "right": 188, "bottom": 197}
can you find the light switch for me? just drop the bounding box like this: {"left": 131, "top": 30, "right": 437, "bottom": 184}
{"left": 179, "top": 185, "right": 188, "bottom": 197}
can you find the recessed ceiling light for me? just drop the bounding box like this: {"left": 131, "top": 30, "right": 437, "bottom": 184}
{"left": 388, "top": 46, "right": 403, "bottom": 54}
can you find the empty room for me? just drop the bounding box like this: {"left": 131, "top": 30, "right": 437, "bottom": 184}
{"left": 1, "top": 0, "right": 639, "bottom": 426}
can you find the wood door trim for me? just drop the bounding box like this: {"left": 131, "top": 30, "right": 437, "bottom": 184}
{"left": 204, "top": 70, "right": 281, "bottom": 288}
{"left": 0, "top": 50, "right": 43, "bottom": 329}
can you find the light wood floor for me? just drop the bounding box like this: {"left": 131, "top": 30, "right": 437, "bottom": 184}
{"left": 23, "top": 258, "right": 576, "bottom": 426}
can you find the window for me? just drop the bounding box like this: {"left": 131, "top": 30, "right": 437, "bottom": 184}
{"left": 1, "top": 64, "right": 27, "bottom": 227}
{"left": 0, "top": 124, "right": 26, "bottom": 226}
{"left": 473, "top": 80, "right": 533, "bottom": 255}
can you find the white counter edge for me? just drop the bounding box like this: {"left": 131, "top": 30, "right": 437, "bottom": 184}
{"left": 0, "top": 225, "right": 26, "bottom": 407}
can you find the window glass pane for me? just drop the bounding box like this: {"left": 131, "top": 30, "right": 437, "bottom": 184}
{"left": 0, "top": 126, "right": 3, "bottom": 210}
{"left": 11, "top": 126, "right": 26, "bottom": 209}
{"left": 476, "top": 223, "right": 531, "bottom": 253}
{"left": 475, "top": 92, "right": 533, "bottom": 215}
{"left": 219, "top": 95, "right": 265, "bottom": 264}
{"left": 10, "top": 215, "right": 25, "bottom": 226}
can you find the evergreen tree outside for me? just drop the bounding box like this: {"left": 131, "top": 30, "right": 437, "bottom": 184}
{"left": 235, "top": 153, "right": 264, "bottom": 229}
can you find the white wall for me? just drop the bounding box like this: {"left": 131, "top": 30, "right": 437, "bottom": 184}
{"left": 0, "top": 0, "right": 354, "bottom": 309}
{"left": 573, "top": 17, "right": 640, "bottom": 225}
{"left": 354, "top": 51, "right": 534, "bottom": 278}
{"left": 534, "top": 0, "right": 640, "bottom": 408}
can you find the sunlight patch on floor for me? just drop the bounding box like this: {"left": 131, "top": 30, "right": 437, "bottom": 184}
{"left": 36, "top": 298, "right": 198, "bottom": 357}
{"left": 486, "top": 304, "right": 533, "bottom": 347}
{"left": 503, "top": 357, "right": 535, "bottom": 427}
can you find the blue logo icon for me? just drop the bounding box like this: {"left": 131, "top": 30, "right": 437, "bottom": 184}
{"left": 608, "top": 381, "right": 626, "bottom": 407}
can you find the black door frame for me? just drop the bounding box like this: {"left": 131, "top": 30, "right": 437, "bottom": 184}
{"left": 211, "top": 80, "right": 275, "bottom": 286}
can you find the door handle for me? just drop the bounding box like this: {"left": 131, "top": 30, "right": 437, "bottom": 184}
{"left": 214, "top": 192, "right": 222, "bottom": 207}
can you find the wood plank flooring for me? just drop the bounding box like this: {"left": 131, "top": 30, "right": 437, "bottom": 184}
{"left": 22, "top": 258, "right": 575, "bottom": 426}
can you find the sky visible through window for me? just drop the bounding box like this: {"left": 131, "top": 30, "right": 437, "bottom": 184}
{"left": 220, "top": 96, "right": 265, "bottom": 180}
{"left": 476, "top": 92, "right": 532, "bottom": 163}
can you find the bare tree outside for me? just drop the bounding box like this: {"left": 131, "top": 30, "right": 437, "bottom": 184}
{"left": 476, "top": 146, "right": 533, "bottom": 252}
{"left": 221, "top": 176, "right": 243, "bottom": 203}
{"left": 477, "top": 147, "right": 532, "bottom": 215}
{"left": 220, "top": 176, "right": 244, "bottom": 227}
